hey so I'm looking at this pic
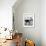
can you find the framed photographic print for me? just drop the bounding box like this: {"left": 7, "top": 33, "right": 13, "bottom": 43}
{"left": 23, "top": 13, "right": 34, "bottom": 27}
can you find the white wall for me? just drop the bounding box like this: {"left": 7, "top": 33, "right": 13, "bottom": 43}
{"left": 13, "top": 0, "right": 41, "bottom": 46}
{"left": 40, "top": 0, "right": 46, "bottom": 46}
{"left": 0, "top": 0, "right": 16, "bottom": 30}
{"left": 13, "top": 0, "right": 46, "bottom": 46}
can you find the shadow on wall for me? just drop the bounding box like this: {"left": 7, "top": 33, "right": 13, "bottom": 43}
{"left": 9, "top": 42, "right": 16, "bottom": 46}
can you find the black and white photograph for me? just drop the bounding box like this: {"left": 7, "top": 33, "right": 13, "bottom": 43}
{"left": 23, "top": 13, "right": 34, "bottom": 27}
